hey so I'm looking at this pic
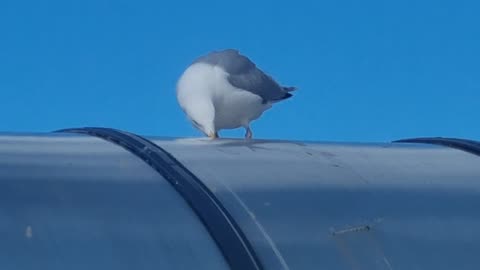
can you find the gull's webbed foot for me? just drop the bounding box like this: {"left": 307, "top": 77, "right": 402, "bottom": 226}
{"left": 208, "top": 132, "right": 219, "bottom": 139}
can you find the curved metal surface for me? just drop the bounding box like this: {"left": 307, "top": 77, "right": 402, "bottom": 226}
{"left": 57, "top": 127, "right": 262, "bottom": 270}
{"left": 155, "top": 138, "right": 480, "bottom": 270}
{"left": 3, "top": 130, "right": 480, "bottom": 270}
{"left": 0, "top": 133, "right": 229, "bottom": 270}
{"left": 394, "top": 137, "right": 480, "bottom": 157}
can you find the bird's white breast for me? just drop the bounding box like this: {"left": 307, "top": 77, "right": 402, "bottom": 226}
{"left": 177, "top": 63, "right": 271, "bottom": 131}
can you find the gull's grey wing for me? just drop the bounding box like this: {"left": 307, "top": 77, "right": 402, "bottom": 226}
{"left": 194, "top": 49, "right": 295, "bottom": 103}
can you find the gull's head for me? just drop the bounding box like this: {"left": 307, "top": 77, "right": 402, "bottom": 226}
{"left": 176, "top": 61, "right": 219, "bottom": 138}
{"left": 187, "top": 104, "right": 216, "bottom": 138}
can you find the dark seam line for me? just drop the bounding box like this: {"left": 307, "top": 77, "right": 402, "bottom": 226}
{"left": 56, "top": 127, "right": 263, "bottom": 270}
{"left": 393, "top": 137, "right": 480, "bottom": 157}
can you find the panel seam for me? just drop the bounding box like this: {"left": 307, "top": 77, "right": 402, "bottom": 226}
{"left": 56, "top": 127, "right": 263, "bottom": 270}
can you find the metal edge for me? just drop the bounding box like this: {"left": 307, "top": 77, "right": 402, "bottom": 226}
{"left": 56, "top": 127, "right": 263, "bottom": 270}
{"left": 393, "top": 137, "right": 480, "bottom": 157}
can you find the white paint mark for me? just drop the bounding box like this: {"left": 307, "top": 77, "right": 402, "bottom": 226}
{"left": 25, "top": 226, "right": 33, "bottom": 239}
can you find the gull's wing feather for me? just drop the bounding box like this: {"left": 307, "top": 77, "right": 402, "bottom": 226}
{"left": 194, "top": 49, "right": 295, "bottom": 102}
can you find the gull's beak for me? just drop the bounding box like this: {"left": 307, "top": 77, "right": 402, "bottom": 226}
{"left": 208, "top": 132, "right": 219, "bottom": 139}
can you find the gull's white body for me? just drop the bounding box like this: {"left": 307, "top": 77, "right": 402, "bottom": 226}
{"left": 176, "top": 49, "right": 295, "bottom": 138}
{"left": 177, "top": 63, "right": 272, "bottom": 133}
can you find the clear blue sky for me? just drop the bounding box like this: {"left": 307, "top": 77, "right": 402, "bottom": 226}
{"left": 1, "top": 0, "right": 478, "bottom": 142}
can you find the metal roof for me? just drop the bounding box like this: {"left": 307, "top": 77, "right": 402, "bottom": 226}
{"left": 1, "top": 127, "right": 479, "bottom": 270}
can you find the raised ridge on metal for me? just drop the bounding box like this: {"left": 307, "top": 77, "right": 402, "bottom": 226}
{"left": 394, "top": 137, "right": 480, "bottom": 157}
{"left": 56, "top": 127, "right": 263, "bottom": 270}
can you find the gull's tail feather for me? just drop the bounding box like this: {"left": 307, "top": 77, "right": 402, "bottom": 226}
{"left": 278, "top": 86, "right": 297, "bottom": 101}
{"left": 282, "top": 86, "right": 297, "bottom": 92}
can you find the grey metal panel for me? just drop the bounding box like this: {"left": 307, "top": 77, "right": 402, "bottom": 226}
{"left": 155, "top": 138, "right": 480, "bottom": 270}
{"left": 0, "top": 134, "right": 229, "bottom": 270}
{"left": 56, "top": 127, "right": 263, "bottom": 270}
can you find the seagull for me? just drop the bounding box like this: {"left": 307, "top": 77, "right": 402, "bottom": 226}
{"left": 176, "top": 49, "right": 296, "bottom": 139}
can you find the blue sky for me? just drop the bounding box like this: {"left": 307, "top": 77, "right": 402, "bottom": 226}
{"left": 0, "top": 0, "right": 478, "bottom": 142}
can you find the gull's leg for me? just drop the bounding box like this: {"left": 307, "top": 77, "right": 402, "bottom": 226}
{"left": 208, "top": 132, "right": 219, "bottom": 139}
{"left": 245, "top": 126, "right": 253, "bottom": 139}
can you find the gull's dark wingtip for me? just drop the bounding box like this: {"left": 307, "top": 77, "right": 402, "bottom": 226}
{"left": 262, "top": 92, "right": 293, "bottom": 104}
{"left": 283, "top": 92, "right": 293, "bottom": 99}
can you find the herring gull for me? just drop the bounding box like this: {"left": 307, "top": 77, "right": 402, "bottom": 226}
{"left": 176, "top": 49, "right": 296, "bottom": 139}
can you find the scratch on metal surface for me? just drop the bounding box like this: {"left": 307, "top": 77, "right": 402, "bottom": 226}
{"left": 331, "top": 225, "right": 371, "bottom": 236}
{"left": 383, "top": 257, "right": 394, "bottom": 270}
{"left": 215, "top": 181, "right": 291, "bottom": 270}
{"left": 315, "top": 150, "right": 371, "bottom": 184}
{"left": 317, "top": 151, "right": 336, "bottom": 158}
{"left": 331, "top": 219, "right": 394, "bottom": 270}
{"left": 235, "top": 195, "right": 291, "bottom": 270}
{"left": 366, "top": 229, "right": 394, "bottom": 270}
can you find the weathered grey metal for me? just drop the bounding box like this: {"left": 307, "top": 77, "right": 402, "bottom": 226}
{"left": 155, "top": 138, "right": 480, "bottom": 270}
{"left": 1, "top": 130, "right": 480, "bottom": 270}
{"left": 56, "top": 127, "right": 263, "bottom": 270}
{"left": 0, "top": 133, "right": 229, "bottom": 270}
